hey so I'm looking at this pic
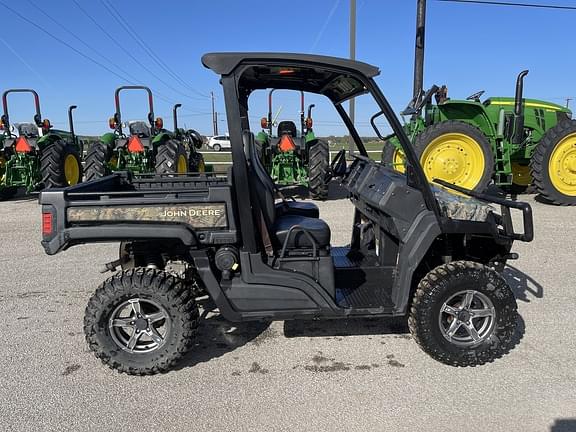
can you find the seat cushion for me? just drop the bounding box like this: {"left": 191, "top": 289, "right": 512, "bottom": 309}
{"left": 275, "top": 201, "right": 320, "bottom": 218}
{"left": 274, "top": 215, "right": 331, "bottom": 248}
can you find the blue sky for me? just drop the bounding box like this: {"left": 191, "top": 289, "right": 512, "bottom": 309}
{"left": 2, "top": 0, "right": 576, "bottom": 137}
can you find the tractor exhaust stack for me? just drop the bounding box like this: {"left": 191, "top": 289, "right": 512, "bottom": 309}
{"left": 513, "top": 70, "right": 529, "bottom": 144}
{"left": 173, "top": 104, "right": 182, "bottom": 131}
{"left": 413, "top": 0, "right": 427, "bottom": 103}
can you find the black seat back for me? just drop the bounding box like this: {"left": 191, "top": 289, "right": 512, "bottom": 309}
{"left": 243, "top": 131, "right": 276, "bottom": 228}
{"left": 277, "top": 121, "right": 297, "bottom": 137}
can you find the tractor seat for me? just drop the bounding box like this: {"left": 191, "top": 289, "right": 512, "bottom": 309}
{"left": 128, "top": 121, "right": 151, "bottom": 138}
{"left": 274, "top": 214, "right": 331, "bottom": 248}
{"left": 15, "top": 123, "right": 39, "bottom": 138}
{"left": 277, "top": 121, "right": 297, "bottom": 137}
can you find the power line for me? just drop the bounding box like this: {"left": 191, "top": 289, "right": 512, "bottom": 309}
{"left": 71, "top": 0, "right": 206, "bottom": 104}
{"left": 100, "top": 0, "right": 209, "bottom": 99}
{"left": 436, "top": 0, "right": 576, "bottom": 10}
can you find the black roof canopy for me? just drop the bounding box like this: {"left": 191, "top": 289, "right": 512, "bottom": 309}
{"left": 202, "top": 52, "right": 381, "bottom": 103}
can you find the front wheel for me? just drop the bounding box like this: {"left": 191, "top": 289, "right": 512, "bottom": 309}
{"left": 40, "top": 141, "right": 83, "bottom": 188}
{"left": 380, "top": 140, "right": 406, "bottom": 173}
{"left": 84, "top": 268, "right": 200, "bottom": 375}
{"left": 409, "top": 261, "right": 518, "bottom": 367}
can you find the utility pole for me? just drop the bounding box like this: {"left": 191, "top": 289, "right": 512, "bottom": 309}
{"left": 413, "top": 0, "right": 427, "bottom": 102}
{"left": 211, "top": 91, "right": 218, "bottom": 136}
{"left": 349, "top": 0, "right": 356, "bottom": 154}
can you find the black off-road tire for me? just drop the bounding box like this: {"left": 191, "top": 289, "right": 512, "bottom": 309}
{"left": 84, "top": 142, "right": 110, "bottom": 181}
{"left": 530, "top": 119, "right": 576, "bottom": 205}
{"left": 414, "top": 120, "right": 494, "bottom": 192}
{"left": 84, "top": 268, "right": 200, "bottom": 375}
{"left": 409, "top": 261, "right": 518, "bottom": 367}
{"left": 155, "top": 139, "right": 188, "bottom": 174}
{"left": 380, "top": 140, "right": 401, "bottom": 170}
{"left": 308, "top": 139, "right": 329, "bottom": 200}
{"left": 40, "top": 141, "right": 82, "bottom": 188}
{"left": 188, "top": 151, "right": 206, "bottom": 173}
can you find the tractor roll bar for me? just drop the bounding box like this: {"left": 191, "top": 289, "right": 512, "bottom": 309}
{"left": 268, "top": 89, "right": 306, "bottom": 136}
{"left": 2, "top": 89, "right": 42, "bottom": 129}
{"left": 114, "top": 86, "right": 155, "bottom": 136}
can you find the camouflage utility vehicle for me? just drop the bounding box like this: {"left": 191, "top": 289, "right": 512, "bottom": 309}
{"left": 40, "top": 53, "right": 533, "bottom": 375}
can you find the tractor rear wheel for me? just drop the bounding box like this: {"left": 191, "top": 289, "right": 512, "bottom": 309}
{"left": 380, "top": 140, "right": 406, "bottom": 172}
{"left": 41, "top": 141, "right": 82, "bottom": 188}
{"left": 84, "top": 268, "right": 200, "bottom": 375}
{"left": 308, "top": 139, "right": 329, "bottom": 200}
{"left": 155, "top": 140, "right": 188, "bottom": 174}
{"left": 414, "top": 121, "right": 494, "bottom": 192}
{"left": 409, "top": 261, "right": 518, "bottom": 367}
{"left": 531, "top": 120, "right": 576, "bottom": 205}
{"left": 188, "top": 151, "right": 205, "bottom": 173}
{"left": 84, "top": 142, "right": 114, "bottom": 181}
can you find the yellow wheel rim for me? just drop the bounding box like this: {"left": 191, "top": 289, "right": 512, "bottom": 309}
{"left": 109, "top": 155, "right": 118, "bottom": 170}
{"left": 511, "top": 163, "right": 531, "bottom": 187}
{"left": 197, "top": 159, "right": 206, "bottom": 173}
{"left": 420, "top": 133, "right": 485, "bottom": 189}
{"left": 64, "top": 154, "right": 80, "bottom": 185}
{"left": 392, "top": 148, "right": 406, "bottom": 174}
{"left": 548, "top": 132, "right": 576, "bottom": 196}
{"left": 0, "top": 155, "right": 6, "bottom": 182}
{"left": 177, "top": 154, "right": 188, "bottom": 173}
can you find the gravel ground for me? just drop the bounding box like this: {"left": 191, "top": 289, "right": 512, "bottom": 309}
{"left": 0, "top": 188, "right": 575, "bottom": 432}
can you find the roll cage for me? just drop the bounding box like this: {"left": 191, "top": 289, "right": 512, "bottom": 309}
{"left": 202, "top": 52, "right": 442, "bottom": 252}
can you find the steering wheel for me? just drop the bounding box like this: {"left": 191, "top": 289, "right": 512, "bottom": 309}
{"left": 466, "top": 90, "right": 485, "bottom": 102}
{"left": 327, "top": 149, "right": 347, "bottom": 180}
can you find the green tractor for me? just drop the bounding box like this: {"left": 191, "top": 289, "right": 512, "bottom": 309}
{"left": 172, "top": 103, "right": 206, "bottom": 173}
{"left": 84, "top": 86, "right": 188, "bottom": 180}
{"left": 256, "top": 90, "right": 329, "bottom": 199}
{"left": 381, "top": 70, "right": 576, "bottom": 204}
{"left": 0, "top": 89, "right": 82, "bottom": 199}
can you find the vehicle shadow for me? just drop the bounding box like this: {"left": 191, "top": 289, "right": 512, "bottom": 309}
{"left": 550, "top": 419, "right": 576, "bottom": 432}
{"left": 502, "top": 264, "right": 544, "bottom": 303}
{"left": 284, "top": 316, "right": 409, "bottom": 338}
{"left": 174, "top": 301, "right": 270, "bottom": 370}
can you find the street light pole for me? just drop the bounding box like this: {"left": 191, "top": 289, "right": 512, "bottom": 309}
{"left": 211, "top": 91, "right": 218, "bottom": 135}
{"left": 349, "top": 0, "right": 356, "bottom": 154}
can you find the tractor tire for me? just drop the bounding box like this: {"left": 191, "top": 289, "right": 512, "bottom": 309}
{"left": 40, "top": 140, "right": 82, "bottom": 188}
{"left": 380, "top": 140, "right": 405, "bottom": 172}
{"left": 414, "top": 120, "right": 494, "bottom": 192}
{"left": 84, "top": 142, "right": 111, "bottom": 181}
{"left": 84, "top": 268, "right": 200, "bottom": 375}
{"left": 155, "top": 140, "right": 188, "bottom": 174}
{"left": 188, "top": 151, "right": 206, "bottom": 173}
{"left": 308, "top": 139, "right": 329, "bottom": 200}
{"left": 530, "top": 119, "right": 576, "bottom": 205}
{"left": 409, "top": 261, "right": 518, "bottom": 367}
{"left": 0, "top": 187, "right": 17, "bottom": 200}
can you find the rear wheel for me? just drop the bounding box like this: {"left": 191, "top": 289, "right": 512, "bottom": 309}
{"left": 308, "top": 139, "right": 329, "bottom": 200}
{"left": 155, "top": 140, "right": 188, "bottom": 174}
{"left": 212, "top": 143, "right": 221, "bottom": 152}
{"left": 40, "top": 140, "right": 82, "bottom": 188}
{"left": 414, "top": 121, "right": 494, "bottom": 192}
{"left": 84, "top": 142, "right": 115, "bottom": 181}
{"left": 409, "top": 261, "right": 518, "bottom": 367}
{"left": 531, "top": 120, "right": 576, "bottom": 205}
{"left": 84, "top": 268, "right": 200, "bottom": 375}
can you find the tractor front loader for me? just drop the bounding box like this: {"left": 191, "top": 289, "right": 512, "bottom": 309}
{"left": 84, "top": 86, "right": 188, "bottom": 181}
{"left": 382, "top": 71, "right": 576, "bottom": 204}
{"left": 0, "top": 89, "right": 82, "bottom": 199}
{"left": 257, "top": 90, "right": 329, "bottom": 199}
{"left": 172, "top": 103, "right": 206, "bottom": 173}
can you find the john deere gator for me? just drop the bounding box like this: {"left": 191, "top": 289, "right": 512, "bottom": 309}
{"left": 0, "top": 89, "right": 82, "bottom": 199}
{"left": 84, "top": 86, "right": 188, "bottom": 181}
{"left": 256, "top": 90, "right": 329, "bottom": 199}
{"left": 381, "top": 71, "right": 576, "bottom": 205}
